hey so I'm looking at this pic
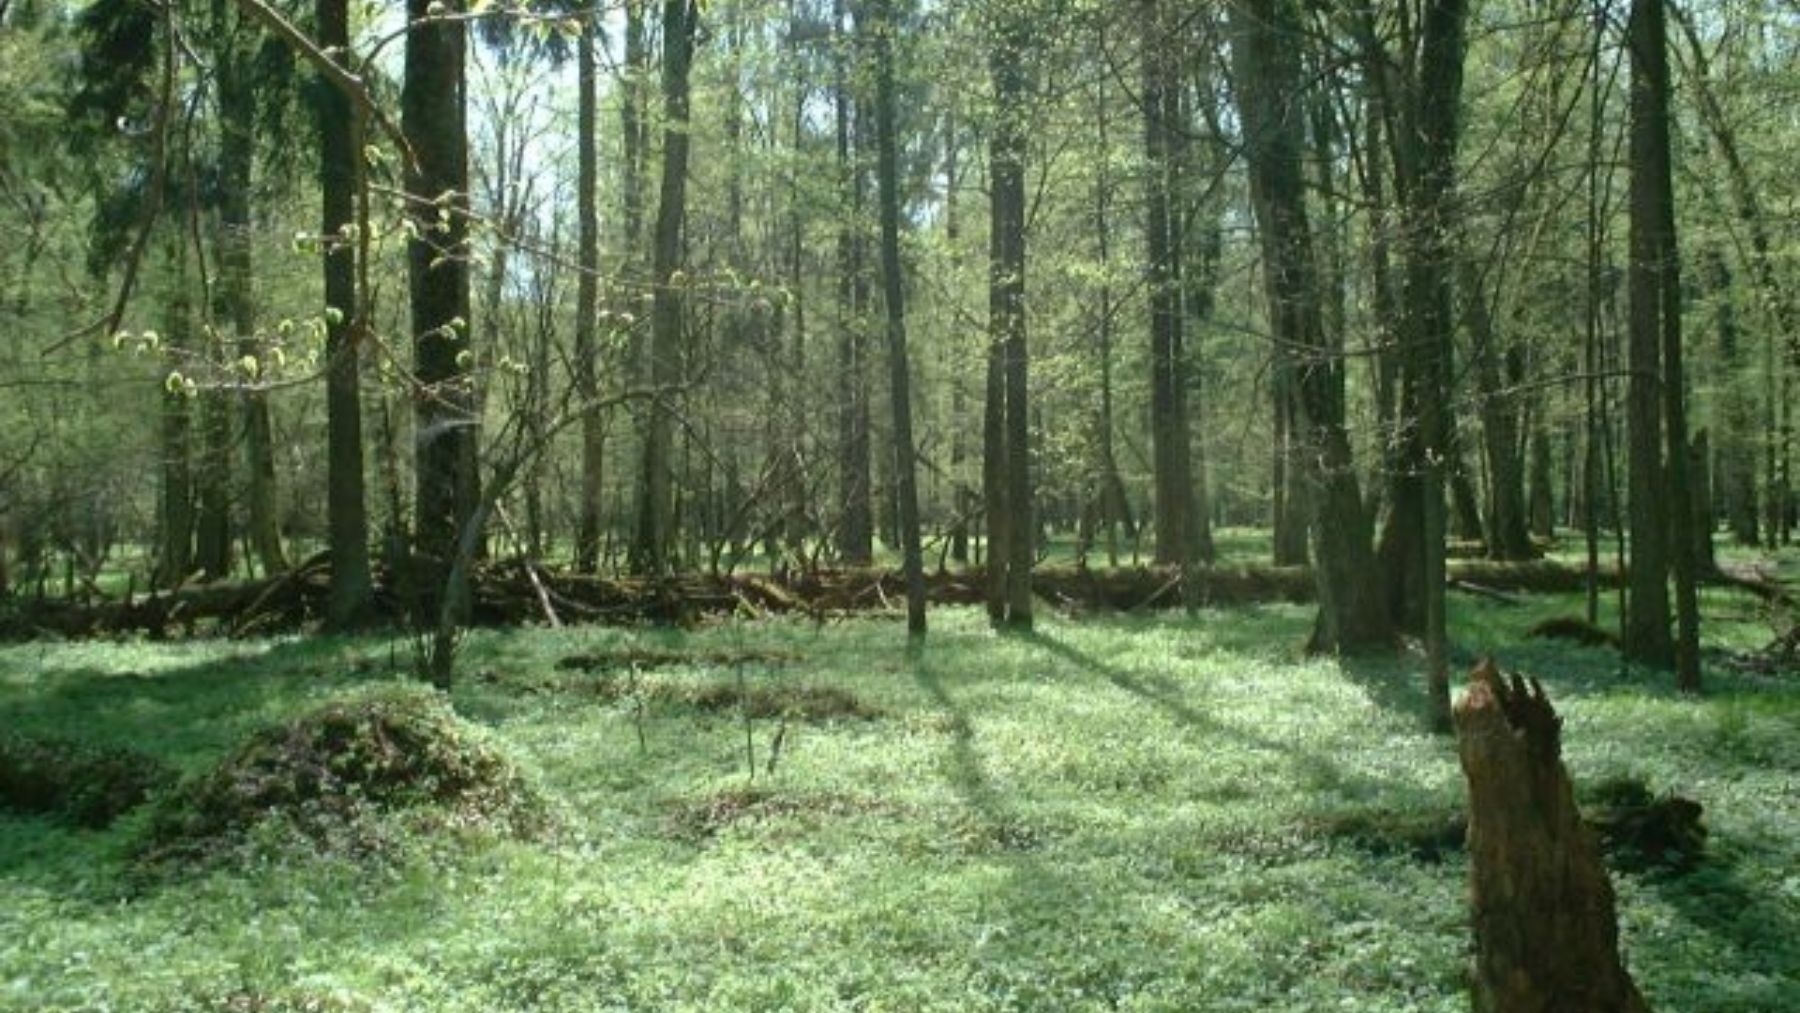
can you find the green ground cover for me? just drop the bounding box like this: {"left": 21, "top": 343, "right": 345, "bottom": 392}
{"left": 2, "top": 583, "right": 1796, "bottom": 1011}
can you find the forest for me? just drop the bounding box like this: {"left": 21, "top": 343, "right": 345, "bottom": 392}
{"left": 1, "top": 0, "right": 1797, "bottom": 1009}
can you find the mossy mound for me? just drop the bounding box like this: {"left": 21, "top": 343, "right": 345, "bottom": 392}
{"left": 1581, "top": 775, "right": 1707, "bottom": 872}
{"left": 0, "top": 732, "right": 173, "bottom": 828}
{"left": 140, "top": 688, "right": 552, "bottom": 866}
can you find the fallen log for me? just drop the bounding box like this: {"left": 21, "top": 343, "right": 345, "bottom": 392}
{"left": 1455, "top": 658, "right": 1651, "bottom": 1013}
{"left": 0, "top": 556, "right": 1779, "bottom": 642}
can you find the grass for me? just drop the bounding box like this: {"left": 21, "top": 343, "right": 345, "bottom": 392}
{"left": 1, "top": 581, "right": 1797, "bottom": 1011}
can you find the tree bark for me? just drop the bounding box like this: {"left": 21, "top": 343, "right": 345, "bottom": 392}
{"left": 216, "top": 21, "right": 285, "bottom": 575}
{"left": 573, "top": 14, "right": 603, "bottom": 573}
{"left": 1639, "top": 0, "right": 1701, "bottom": 692}
{"left": 1461, "top": 260, "right": 1536, "bottom": 560}
{"left": 1690, "top": 429, "right": 1715, "bottom": 574}
{"left": 1623, "top": 0, "right": 1674, "bottom": 671}
{"left": 1702, "top": 247, "right": 1759, "bottom": 546}
{"left": 1180, "top": 70, "right": 1221, "bottom": 566}
{"left": 834, "top": 0, "right": 872, "bottom": 565}
{"left": 1455, "top": 659, "right": 1652, "bottom": 1013}
{"left": 989, "top": 6, "right": 1032, "bottom": 629}
{"left": 405, "top": 0, "right": 476, "bottom": 621}
{"left": 630, "top": 0, "right": 698, "bottom": 576}
{"left": 1271, "top": 372, "right": 1309, "bottom": 566}
{"left": 317, "top": 0, "right": 372, "bottom": 627}
{"left": 1230, "top": 0, "right": 1391, "bottom": 654}
{"left": 870, "top": 0, "right": 925, "bottom": 634}
{"left": 156, "top": 242, "right": 195, "bottom": 589}
{"left": 1142, "top": 0, "right": 1193, "bottom": 572}
{"left": 193, "top": 375, "right": 234, "bottom": 580}
{"left": 1529, "top": 426, "right": 1556, "bottom": 539}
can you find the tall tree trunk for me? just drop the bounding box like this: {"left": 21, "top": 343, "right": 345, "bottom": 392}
{"left": 989, "top": 9, "right": 1032, "bottom": 629}
{"left": 1461, "top": 260, "right": 1536, "bottom": 559}
{"left": 1623, "top": 0, "right": 1674, "bottom": 671}
{"left": 216, "top": 20, "right": 285, "bottom": 575}
{"left": 574, "top": 14, "right": 603, "bottom": 573}
{"left": 620, "top": 0, "right": 650, "bottom": 566}
{"left": 1180, "top": 72, "right": 1224, "bottom": 568}
{"left": 1583, "top": 0, "right": 1609, "bottom": 626}
{"left": 1231, "top": 0, "right": 1391, "bottom": 654}
{"left": 405, "top": 0, "right": 476, "bottom": 633}
{"left": 1360, "top": 0, "right": 1469, "bottom": 720}
{"left": 631, "top": 0, "right": 697, "bottom": 576}
{"left": 193, "top": 372, "right": 234, "bottom": 579}
{"left": 983, "top": 293, "right": 1007, "bottom": 621}
{"left": 1690, "top": 429, "right": 1715, "bottom": 573}
{"left": 1090, "top": 62, "right": 1134, "bottom": 568}
{"left": 1271, "top": 374, "right": 1309, "bottom": 566}
{"left": 1632, "top": 0, "right": 1701, "bottom": 691}
{"left": 156, "top": 242, "right": 195, "bottom": 589}
{"left": 1142, "top": 0, "right": 1192, "bottom": 572}
{"left": 834, "top": 0, "right": 872, "bottom": 565}
{"left": 870, "top": 0, "right": 925, "bottom": 634}
{"left": 1450, "top": 441, "right": 1486, "bottom": 545}
{"left": 1407, "top": 0, "right": 1469, "bottom": 731}
{"left": 620, "top": 0, "right": 648, "bottom": 273}
{"left": 1529, "top": 426, "right": 1556, "bottom": 539}
{"left": 318, "top": 0, "right": 373, "bottom": 626}
{"left": 783, "top": 11, "right": 811, "bottom": 572}
{"left": 1703, "top": 247, "right": 1758, "bottom": 545}
{"left": 944, "top": 108, "right": 973, "bottom": 566}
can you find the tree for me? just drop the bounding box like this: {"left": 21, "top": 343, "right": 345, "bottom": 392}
{"left": 1230, "top": 0, "right": 1392, "bottom": 654}
{"left": 215, "top": 2, "right": 286, "bottom": 576}
{"left": 157, "top": 239, "right": 197, "bottom": 588}
{"left": 316, "top": 0, "right": 373, "bottom": 627}
{"left": 870, "top": 0, "right": 925, "bottom": 634}
{"left": 573, "top": 5, "right": 603, "bottom": 573}
{"left": 631, "top": 0, "right": 699, "bottom": 576}
{"left": 1141, "top": 0, "right": 1193, "bottom": 573}
{"left": 1624, "top": 0, "right": 1699, "bottom": 688}
{"left": 405, "top": 0, "right": 478, "bottom": 634}
{"left": 1355, "top": 0, "right": 1470, "bottom": 725}
{"left": 834, "top": 0, "right": 873, "bottom": 566}
{"left": 986, "top": 1, "right": 1032, "bottom": 630}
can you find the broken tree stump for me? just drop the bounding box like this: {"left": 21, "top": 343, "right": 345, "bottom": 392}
{"left": 1454, "top": 658, "right": 1652, "bottom": 1013}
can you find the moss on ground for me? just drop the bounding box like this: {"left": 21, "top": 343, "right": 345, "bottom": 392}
{"left": 0, "top": 732, "right": 172, "bottom": 828}
{"left": 138, "top": 687, "right": 552, "bottom": 869}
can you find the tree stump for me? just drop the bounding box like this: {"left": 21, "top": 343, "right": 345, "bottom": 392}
{"left": 1454, "top": 659, "right": 1651, "bottom": 1013}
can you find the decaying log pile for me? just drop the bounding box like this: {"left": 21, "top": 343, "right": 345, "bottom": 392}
{"left": 0, "top": 561, "right": 1318, "bottom": 640}
{"left": 1455, "top": 658, "right": 1651, "bottom": 1013}
{"left": 0, "top": 555, "right": 1777, "bottom": 642}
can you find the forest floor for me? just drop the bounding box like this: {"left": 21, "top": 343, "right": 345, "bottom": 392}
{"left": 2, "top": 568, "right": 1797, "bottom": 1011}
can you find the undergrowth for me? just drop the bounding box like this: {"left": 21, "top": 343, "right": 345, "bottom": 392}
{"left": 1, "top": 581, "right": 1795, "bottom": 1012}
